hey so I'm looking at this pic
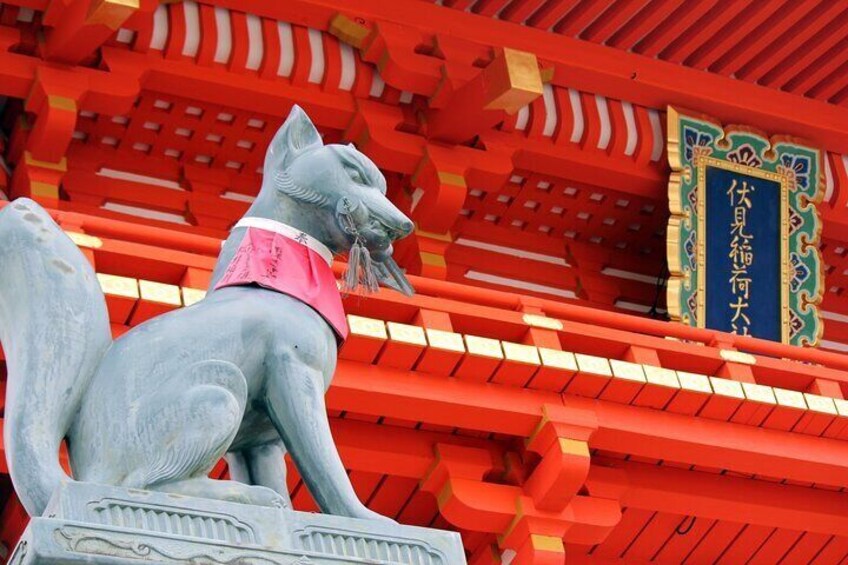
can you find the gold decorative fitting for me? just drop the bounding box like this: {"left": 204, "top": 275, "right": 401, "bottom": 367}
{"left": 719, "top": 349, "right": 757, "bottom": 365}
{"left": 464, "top": 335, "right": 503, "bottom": 359}
{"left": 24, "top": 152, "right": 68, "bottom": 172}
{"left": 328, "top": 13, "right": 371, "bottom": 49}
{"left": 558, "top": 438, "right": 589, "bottom": 457}
{"left": 741, "top": 382, "right": 776, "bottom": 404}
{"left": 30, "top": 182, "right": 59, "bottom": 199}
{"left": 347, "top": 315, "right": 388, "bottom": 339}
{"left": 676, "top": 371, "right": 712, "bottom": 393}
{"left": 538, "top": 348, "right": 577, "bottom": 371}
{"left": 181, "top": 287, "right": 206, "bottom": 307}
{"left": 46, "top": 95, "right": 77, "bottom": 112}
{"left": 502, "top": 342, "right": 540, "bottom": 365}
{"left": 96, "top": 273, "right": 139, "bottom": 299}
{"left": 436, "top": 482, "right": 454, "bottom": 507}
{"left": 420, "top": 252, "right": 447, "bottom": 268}
{"left": 609, "top": 359, "right": 646, "bottom": 382}
{"left": 414, "top": 228, "right": 453, "bottom": 242}
{"left": 86, "top": 0, "right": 140, "bottom": 31}
{"left": 436, "top": 171, "right": 467, "bottom": 187}
{"left": 483, "top": 48, "right": 544, "bottom": 114}
{"left": 66, "top": 232, "right": 103, "bottom": 249}
{"left": 709, "top": 377, "right": 744, "bottom": 399}
{"left": 522, "top": 313, "right": 563, "bottom": 330}
{"left": 139, "top": 280, "right": 181, "bottom": 306}
{"left": 386, "top": 322, "right": 427, "bottom": 345}
{"left": 425, "top": 328, "right": 465, "bottom": 353}
{"left": 575, "top": 353, "right": 612, "bottom": 377}
{"left": 529, "top": 535, "right": 565, "bottom": 553}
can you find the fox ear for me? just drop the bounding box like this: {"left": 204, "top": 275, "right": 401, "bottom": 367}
{"left": 265, "top": 105, "right": 323, "bottom": 174}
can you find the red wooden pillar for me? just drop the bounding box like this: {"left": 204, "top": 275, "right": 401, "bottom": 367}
{"left": 0, "top": 494, "right": 28, "bottom": 561}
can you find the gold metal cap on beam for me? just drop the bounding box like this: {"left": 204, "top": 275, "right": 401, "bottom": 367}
{"left": 87, "top": 0, "right": 140, "bottom": 30}
{"left": 329, "top": 13, "right": 371, "bottom": 49}
{"left": 483, "top": 48, "right": 544, "bottom": 115}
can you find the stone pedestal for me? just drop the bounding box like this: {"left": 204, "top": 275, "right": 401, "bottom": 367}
{"left": 8, "top": 482, "right": 466, "bottom": 564}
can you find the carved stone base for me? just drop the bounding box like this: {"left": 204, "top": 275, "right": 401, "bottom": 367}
{"left": 8, "top": 482, "right": 466, "bottom": 564}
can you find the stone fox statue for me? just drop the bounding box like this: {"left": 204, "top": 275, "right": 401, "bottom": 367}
{"left": 0, "top": 106, "right": 415, "bottom": 520}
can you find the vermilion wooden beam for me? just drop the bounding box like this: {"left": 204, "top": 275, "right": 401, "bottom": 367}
{"left": 328, "top": 360, "right": 848, "bottom": 487}
{"left": 586, "top": 458, "right": 848, "bottom": 537}
{"left": 329, "top": 417, "right": 505, "bottom": 480}
{"left": 42, "top": 0, "right": 144, "bottom": 64}
{"left": 101, "top": 49, "right": 356, "bottom": 132}
{"left": 207, "top": 0, "right": 848, "bottom": 154}
{"left": 0, "top": 28, "right": 140, "bottom": 114}
{"left": 425, "top": 47, "right": 544, "bottom": 143}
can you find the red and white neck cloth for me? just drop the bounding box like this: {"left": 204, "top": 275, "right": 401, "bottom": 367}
{"left": 214, "top": 217, "right": 348, "bottom": 343}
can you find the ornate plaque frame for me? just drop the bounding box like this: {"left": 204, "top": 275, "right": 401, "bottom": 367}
{"left": 666, "top": 107, "right": 824, "bottom": 346}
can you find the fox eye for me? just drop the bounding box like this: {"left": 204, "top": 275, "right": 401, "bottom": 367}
{"left": 346, "top": 167, "right": 365, "bottom": 185}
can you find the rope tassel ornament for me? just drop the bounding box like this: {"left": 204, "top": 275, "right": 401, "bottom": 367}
{"left": 339, "top": 198, "right": 379, "bottom": 294}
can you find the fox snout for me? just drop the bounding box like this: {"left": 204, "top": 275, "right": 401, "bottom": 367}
{"left": 362, "top": 206, "right": 414, "bottom": 255}
{"left": 365, "top": 195, "right": 413, "bottom": 239}
{"left": 376, "top": 215, "right": 413, "bottom": 240}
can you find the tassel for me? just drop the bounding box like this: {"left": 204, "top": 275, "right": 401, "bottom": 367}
{"left": 338, "top": 202, "right": 380, "bottom": 295}
{"left": 341, "top": 237, "right": 380, "bottom": 295}
{"left": 360, "top": 246, "right": 379, "bottom": 293}
{"left": 343, "top": 239, "right": 364, "bottom": 293}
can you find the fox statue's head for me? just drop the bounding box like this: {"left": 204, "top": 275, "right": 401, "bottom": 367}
{"left": 248, "top": 105, "right": 415, "bottom": 295}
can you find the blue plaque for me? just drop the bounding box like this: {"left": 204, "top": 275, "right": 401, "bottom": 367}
{"left": 704, "top": 166, "right": 782, "bottom": 340}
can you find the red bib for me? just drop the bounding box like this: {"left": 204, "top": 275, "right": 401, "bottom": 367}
{"left": 214, "top": 225, "right": 348, "bottom": 342}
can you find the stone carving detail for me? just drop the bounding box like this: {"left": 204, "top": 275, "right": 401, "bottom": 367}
{"left": 54, "top": 527, "right": 312, "bottom": 564}
{"left": 9, "top": 483, "right": 467, "bottom": 564}
{"left": 88, "top": 498, "right": 256, "bottom": 544}
{"left": 91, "top": 499, "right": 256, "bottom": 543}
{"left": 294, "top": 526, "right": 447, "bottom": 564}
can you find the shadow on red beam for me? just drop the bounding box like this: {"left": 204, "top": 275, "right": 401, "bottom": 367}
{"left": 329, "top": 417, "right": 506, "bottom": 480}
{"left": 328, "top": 361, "right": 848, "bottom": 487}
{"left": 102, "top": 48, "right": 357, "bottom": 131}
{"left": 486, "top": 130, "right": 665, "bottom": 199}
{"left": 586, "top": 457, "right": 848, "bottom": 537}
{"left": 329, "top": 360, "right": 559, "bottom": 437}
{"left": 433, "top": 477, "right": 620, "bottom": 546}
{"left": 0, "top": 30, "right": 139, "bottom": 114}
{"left": 0, "top": 27, "right": 36, "bottom": 99}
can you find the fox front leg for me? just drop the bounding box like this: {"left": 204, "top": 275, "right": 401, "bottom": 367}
{"left": 264, "top": 357, "right": 387, "bottom": 521}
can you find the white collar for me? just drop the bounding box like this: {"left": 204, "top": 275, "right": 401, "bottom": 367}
{"left": 234, "top": 217, "right": 334, "bottom": 267}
